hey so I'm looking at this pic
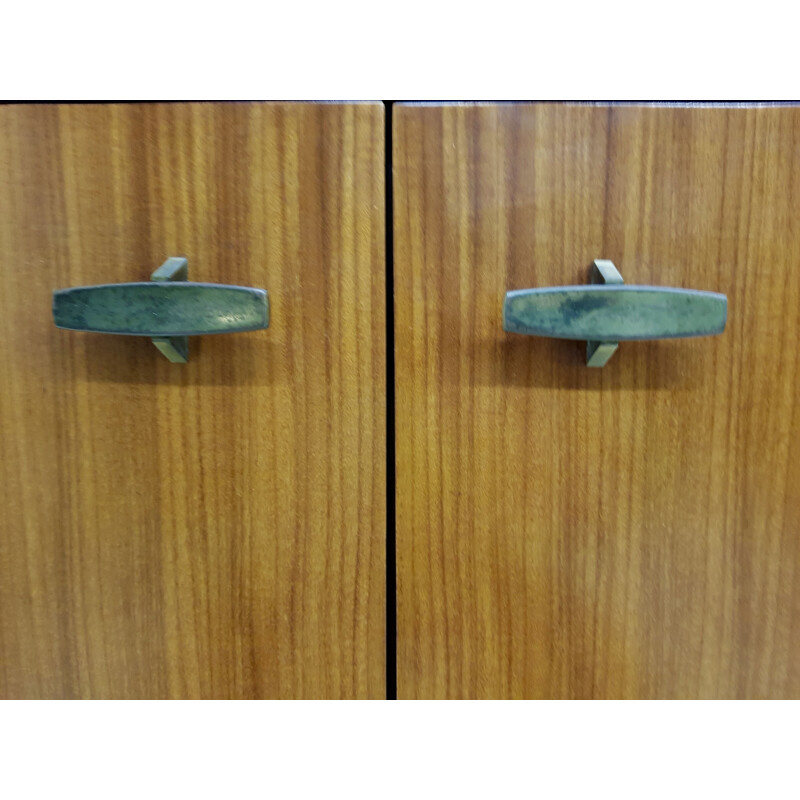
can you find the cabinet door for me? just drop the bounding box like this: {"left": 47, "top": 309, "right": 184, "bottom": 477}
{"left": 393, "top": 103, "right": 800, "bottom": 698}
{"left": 0, "top": 103, "right": 385, "bottom": 698}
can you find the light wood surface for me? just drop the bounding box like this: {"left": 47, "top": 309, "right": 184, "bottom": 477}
{"left": 0, "top": 102, "right": 385, "bottom": 698}
{"left": 393, "top": 103, "right": 800, "bottom": 698}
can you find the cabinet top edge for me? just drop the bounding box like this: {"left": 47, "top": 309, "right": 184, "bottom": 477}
{"left": 393, "top": 101, "right": 800, "bottom": 109}
{"left": 0, "top": 100, "right": 385, "bottom": 109}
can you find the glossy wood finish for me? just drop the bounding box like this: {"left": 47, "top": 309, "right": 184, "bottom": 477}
{"left": 0, "top": 103, "right": 385, "bottom": 698}
{"left": 393, "top": 103, "right": 800, "bottom": 698}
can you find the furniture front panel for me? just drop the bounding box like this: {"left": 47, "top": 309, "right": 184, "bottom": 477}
{"left": 0, "top": 102, "right": 386, "bottom": 699}
{"left": 393, "top": 102, "right": 800, "bottom": 698}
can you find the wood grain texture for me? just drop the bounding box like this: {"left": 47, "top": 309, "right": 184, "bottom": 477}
{"left": 0, "top": 102, "right": 385, "bottom": 698}
{"left": 393, "top": 103, "right": 800, "bottom": 698}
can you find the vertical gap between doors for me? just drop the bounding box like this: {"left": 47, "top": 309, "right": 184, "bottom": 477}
{"left": 384, "top": 100, "right": 397, "bottom": 700}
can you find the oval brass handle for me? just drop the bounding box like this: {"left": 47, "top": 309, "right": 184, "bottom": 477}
{"left": 52, "top": 257, "right": 269, "bottom": 363}
{"left": 503, "top": 260, "right": 727, "bottom": 367}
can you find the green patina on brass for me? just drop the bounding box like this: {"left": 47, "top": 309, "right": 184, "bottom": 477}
{"left": 503, "top": 259, "right": 727, "bottom": 367}
{"left": 52, "top": 257, "right": 269, "bottom": 363}
{"left": 504, "top": 285, "right": 727, "bottom": 340}
{"left": 53, "top": 281, "right": 269, "bottom": 336}
{"left": 149, "top": 258, "right": 192, "bottom": 363}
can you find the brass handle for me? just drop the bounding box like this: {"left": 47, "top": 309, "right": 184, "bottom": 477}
{"left": 503, "top": 260, "right": 727, "bottom": 367}
{"left": 52, "top": 258, "right": 269, "bottom": 363}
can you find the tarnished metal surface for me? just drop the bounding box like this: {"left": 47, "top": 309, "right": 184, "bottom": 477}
{"left": 586, "top": 258, "right": 624, "bottom": 367}
{"left": 503, "top": 259, "right": 727, "bottom": 367}
{"left": 586, "top": 340, "right": 619, "bottom": 368}
{"left": 148, "top": 257, "right": 192, "bottom": 362}
{"left": 53, "top": 257, "right": 269, "bottom": 363}
{"left": 53, "top": 281, "right": 269, "bottom": 337}
{"left": 504, "top": 284, "right": 727, "bottom": 341}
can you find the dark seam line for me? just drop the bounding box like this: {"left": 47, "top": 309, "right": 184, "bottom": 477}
{"left": 384, "top": 101, "right": 398, "bottom": 699}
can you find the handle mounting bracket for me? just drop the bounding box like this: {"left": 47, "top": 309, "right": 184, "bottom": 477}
{"left": 503, "top": 259, "right": 727, "bottom": 368}
{"left": 52, "top": 257, "right": 269, "bottom": 364}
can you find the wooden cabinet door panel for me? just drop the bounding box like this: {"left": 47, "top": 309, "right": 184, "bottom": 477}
{"left": 0, "top": 102, "right": 385, "bottom": 699}
{"left": 393, "top": 103, "right": 800, "bottom": 698}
